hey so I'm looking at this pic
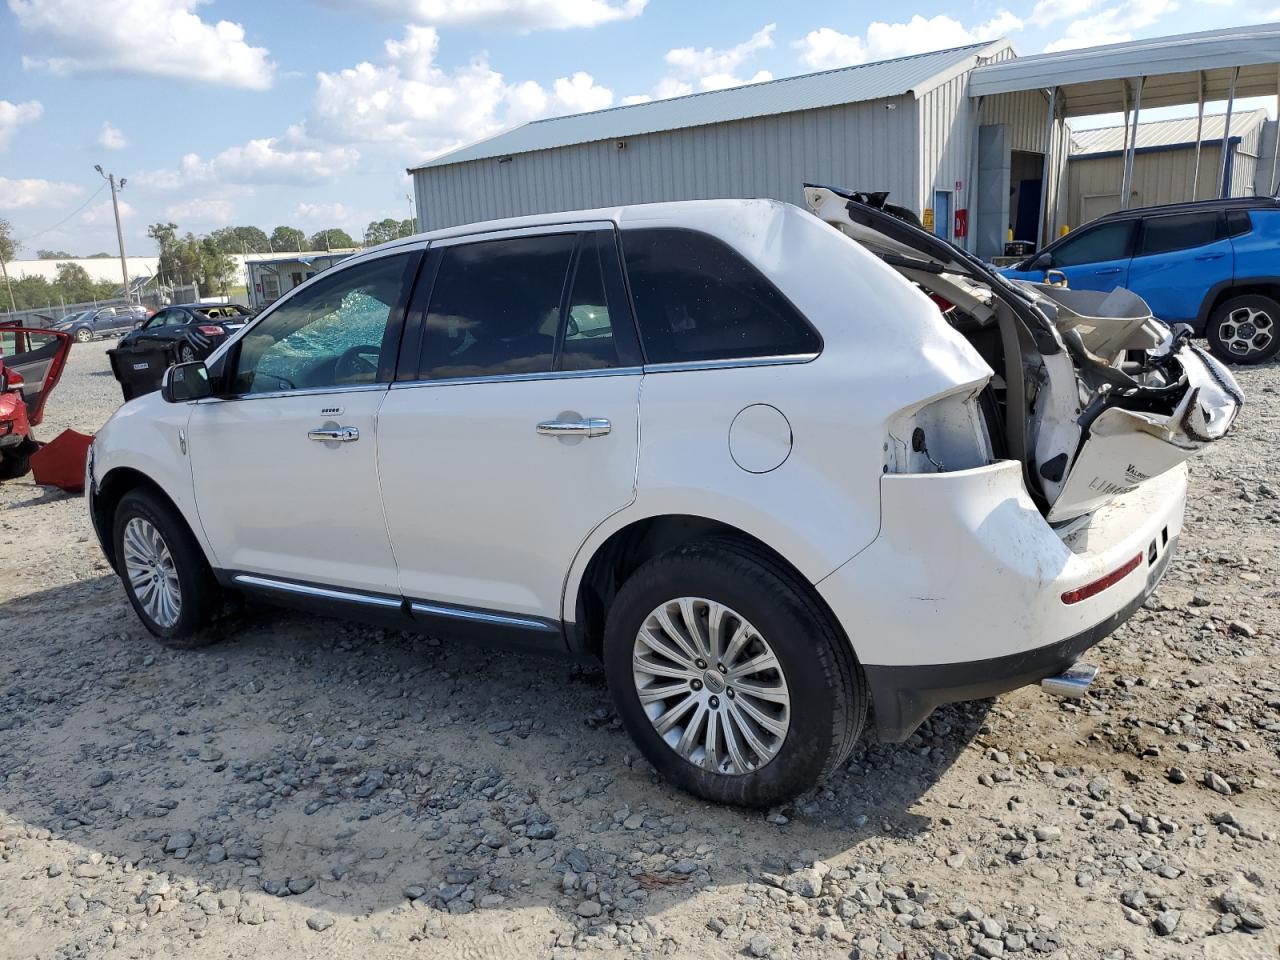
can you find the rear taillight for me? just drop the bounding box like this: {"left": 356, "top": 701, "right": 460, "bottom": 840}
{"left": 1061, "top": 554, "right": 1142, "bottom": 604}
{"left": 197, "top": 325, "right": 224, "bottom": 335}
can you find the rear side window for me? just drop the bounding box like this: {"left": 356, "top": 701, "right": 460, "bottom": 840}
{"left": 621, "top": 228, "right": 820, "bottom": 363}
{"left": 1138, "top": 213, "right": 1220, "bottom": 256}
{"left": 1051, "top": 220, "right": 1134, "bottom": 267}
{"left": 421, "top": 234, "right": 575, "bottom": 379}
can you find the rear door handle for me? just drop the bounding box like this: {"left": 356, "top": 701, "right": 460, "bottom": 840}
{"left": 308, "top": 426, "right": 360, "bottom": 443}
{"left": 536, "top": 418, "right": 611, "bottom": 438}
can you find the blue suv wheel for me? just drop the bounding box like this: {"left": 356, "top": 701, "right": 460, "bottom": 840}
{"left": 1207, "top": 294, "right": 1280, "bottom": 365}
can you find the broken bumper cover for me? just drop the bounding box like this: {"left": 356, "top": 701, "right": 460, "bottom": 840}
{"left": 816, "top": 459, "right": 1186, "bottom": 742}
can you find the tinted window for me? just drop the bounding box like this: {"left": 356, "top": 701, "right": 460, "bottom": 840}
{"left": 1138, "top": 212, "right": 1220, "bottom": 256}
{"left": 233, "top": 254, "right": 410, "bottom": 394}
{"left": 621, "top": 228, "right": 820, "bottom": 363}
{"left": 1050, "top": 220, "right": 1134, "bottom": 267}
{"left": 420, "top": 234, "right": 575, "bottom": 379}
{"left": 561, "top": 232, "right": 622, "bottom": 371}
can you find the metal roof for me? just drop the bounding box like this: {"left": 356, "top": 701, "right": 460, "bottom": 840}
{"left": 411, "top": 40, "right": 1008, "bottom": 171}
{"left": 970, "top": 23, "right": 1280, "bottom": 116}
{"left": 1070, "top": 108, "right": 1269, "bottom": 154}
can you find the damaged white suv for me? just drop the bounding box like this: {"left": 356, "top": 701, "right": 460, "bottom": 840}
{"left": 87, "top": 187, "right": 1242, "bottom": 806}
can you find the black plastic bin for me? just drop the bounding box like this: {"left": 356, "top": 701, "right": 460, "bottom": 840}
{"left": 108, "top": 344, "right": 177, "bottom": 402}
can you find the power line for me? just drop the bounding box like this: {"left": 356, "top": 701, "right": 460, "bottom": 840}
{"left": 16, "top": 182, "right": 108, "bottom": 245}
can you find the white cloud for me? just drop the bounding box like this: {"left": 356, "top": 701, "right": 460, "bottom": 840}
{"left": 309, "top": 25, "right": 614, "bottom": 158}
{"left": 318, "top": 0, "right": 646, "bottom": 31}
{"left": 1043, "top": 0, "right": 1175, "bottom": 51}
{"left": 795, "top": 12, "right": 1022, "bottom": 71}
{"left": 140, "top": 131, "right": 359, "bottom": 191}
{"left": 81, "top": 196, "right": 135, "bottom": 225}
{"left": 164, "top": 197, "right": 234, "bottom": 223}
{"left": 1029, "top": 0, "right": 1102, "bottom": 26}
{"left": 625, "top": 24, "right": 776, "bottom": 103}
{"left": 0, "top": 99, "right": 43, "bottom": 150}
{"left": 98, "top": 121, "right": 127, "bottom": 150}
{"left": 293, "top": 201, "right": 353, "bottom": 223}
{"left": 11, "top": 0, "right": 274, "bottom": 90}
{"left": 0, "top": 175, "right": 82, "bottom": 210}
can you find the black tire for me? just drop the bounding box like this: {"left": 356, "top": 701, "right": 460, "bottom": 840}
{"left": 1206, "top": 294, "right": 1280, "bottom": 365}
{"left": 603, "top": 538, "right": 867, "bottom": 807}
{"left": 178, "top": 342, "right": 197, "bottom": 363}
{"left": 74, "top": 327, "right": 93, "bottom": 343}
{"left": 0, "top": 448, "right": 32, "bottom": 480}
{"left": 112, "top": 488, "right": 223, "bottom": 648}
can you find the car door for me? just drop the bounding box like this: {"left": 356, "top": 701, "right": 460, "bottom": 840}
{"left": 377, "top": 227, "right": 642, "bottom": 636}
{"left": 1043, "top": 219, "right": 1136, "bottom": 291}
{"left": 185, "top": 248, "right": 422, "bottom": 594}
{"left": 0, "top": 326, "right": 72, "bottom": 425}
{"left": 1125, "top": 210, "right": 1231, "bottom": 325}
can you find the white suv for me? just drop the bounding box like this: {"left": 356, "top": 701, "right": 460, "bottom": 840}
{"left": 87, "top": 188, "right": 1242, "bottom": 806}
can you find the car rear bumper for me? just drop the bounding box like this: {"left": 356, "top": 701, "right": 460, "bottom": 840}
{"left": 816, "top": 459, "right": 1187, "bottom": 741}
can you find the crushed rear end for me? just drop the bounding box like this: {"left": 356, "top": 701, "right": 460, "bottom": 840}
{"left": 803, "top": 185, "right": 1243, "bottom": 740}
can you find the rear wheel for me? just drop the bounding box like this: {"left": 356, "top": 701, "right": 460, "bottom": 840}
{"left": 178, "top": 342, "right": 197, "bottom": 363}
{"left": 112, "top": 488, "right": 223, "bottom": 648}
{"left": 1206, "top": 294, "right": 1280, "bottom": 364}
{"left": 0, "top": 443, "right": 34, "bottom": 480}
{"left": 603, "top": 538, "right": 866, "bottom": 807}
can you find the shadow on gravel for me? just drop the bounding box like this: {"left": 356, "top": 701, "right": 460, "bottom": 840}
{"left": 0, "top": 573, "right": 988, "bottom": 929}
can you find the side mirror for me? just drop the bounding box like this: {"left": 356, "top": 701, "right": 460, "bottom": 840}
{"left": 161, "top": 361, "right": 212, "bottom": 403}
{"left": 1031, "top": 252, "right": 1053, "bottom": 271}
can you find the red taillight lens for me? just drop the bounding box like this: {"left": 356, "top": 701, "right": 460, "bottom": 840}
{"left": 1061, "top": 554, "right": 1143, "bottom": 605}
{"left": 197, "top": 325, "right": 224, "bottom": 335}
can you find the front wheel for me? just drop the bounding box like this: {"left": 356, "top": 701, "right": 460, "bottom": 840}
{"left": 75, "top": 327, "right": 93, "bottom": 343}
{"left": 112, "top": 488, "right": 223, "bottom": 648}
{"left": 1206, "top": 294, "right": 1280, "bottom": 364}
{"left": 603, "top": 539, "right": 866, "bottom": 807}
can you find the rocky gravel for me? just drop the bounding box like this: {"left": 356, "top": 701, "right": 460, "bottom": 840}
{"left": 0, "top": 339, "right": 1277, "bottom": 959}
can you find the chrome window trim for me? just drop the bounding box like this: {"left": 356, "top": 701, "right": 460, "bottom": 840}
{"left": 641, "top": 353, "right": 820, "bottom": 373}
{"left": 233, "top": 574, "right": 402, "bottom": 608}
{"left": 409, "top": 600, "right": 558, "bottom": 632}
{"left": 389, "top": 365, "right": 643, "bottom": 390}
{"left": 196, "top": 382, "right": 388, "bottom": 404}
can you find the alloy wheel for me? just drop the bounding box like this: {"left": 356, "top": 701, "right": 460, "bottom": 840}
{"left": 632, "top": 597, "right": 790, "bottom": 776}
{"left": 179, "top": 344, "right": 196, "bottom": 363}
{"left": 122, "top": 516, "right": 182, "bottom": 628}
{"left": 1218, "top": 306, "right": 1274, "bottom": 358}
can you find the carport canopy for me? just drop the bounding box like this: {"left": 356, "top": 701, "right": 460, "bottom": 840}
{"left": 969, "top": 23, "right": 1280, "bottom": 114}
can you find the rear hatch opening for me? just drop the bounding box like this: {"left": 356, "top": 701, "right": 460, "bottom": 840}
{"left": 803, "top": 184, "right": 1244, "bottom": 524}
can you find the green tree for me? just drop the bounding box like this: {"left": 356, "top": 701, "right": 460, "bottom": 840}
{"left": 210, "top": 226, "right": 272, "bottom": 254}
{"left": 363, "top": 217, "right": 416, "bottom": 246}
{"left": 87, "top": 252, "right": 113, "bottom": 258}
{"left": 0, "top": 218, "right": 17, "bottom": 313}
{"left": 308, "top": 228, "right": 355, "bottom": 250}
{"left": 36, "top": 249, "right": 74, "bottom": 259}
{"left": 54, "top": 262, "right": 95, "bottom": 303}
{"left": 269, "top": 226, "right": 306, "bottom": 252}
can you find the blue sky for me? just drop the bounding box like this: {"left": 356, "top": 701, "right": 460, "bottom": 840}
{"left": 1, "top": 0, "right": 1276, "bottom": 256}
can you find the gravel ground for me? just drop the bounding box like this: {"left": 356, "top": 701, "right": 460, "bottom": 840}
{"left": 1, "top": 338, "right": 1277, "bottom": 960}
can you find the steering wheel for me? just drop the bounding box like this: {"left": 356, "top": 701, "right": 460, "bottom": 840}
{"left": 335, "top": 344, "right": 381, "bottom": 382}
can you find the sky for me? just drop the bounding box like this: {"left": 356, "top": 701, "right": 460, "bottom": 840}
{"left": 1, "top": 0, "right": 1277, "bottom": 258}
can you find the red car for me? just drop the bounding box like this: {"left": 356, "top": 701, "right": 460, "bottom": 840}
{"left": 0, "top": 323, "right": 72, "bottom": 480}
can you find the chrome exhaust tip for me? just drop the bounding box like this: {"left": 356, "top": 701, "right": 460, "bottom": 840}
{"left": 1041, "top": 662, "right": 1098, "bottom": 698}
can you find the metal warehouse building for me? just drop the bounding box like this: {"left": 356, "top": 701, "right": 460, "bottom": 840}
{"left": 409, "top": 24, "right": 1280, "bottom": 260}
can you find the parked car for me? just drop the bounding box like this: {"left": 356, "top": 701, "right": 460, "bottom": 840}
{"left": 86, "top": 193, "right": 1241, "bottom": 806}
{"left": 1001, "top": 196, "right": 1280, "bottom": 364}
{"left": 113, "top": 303, "right": 252, "bottom": 364}
{"left": 0, "top": 322, "right": 72, "bottom": 479}
{"left": 54, "top": 304, "right": 148, "bottom": 342}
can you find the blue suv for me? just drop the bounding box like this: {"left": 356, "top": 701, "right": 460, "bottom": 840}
{"left": 1001, "top": 197, "right": 1280, "bottom": 364}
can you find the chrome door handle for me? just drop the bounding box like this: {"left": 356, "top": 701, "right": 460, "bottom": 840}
{"left": 307, "top": 426, "right": 360, "bottom": 443}
{"left": 536, "top": 418, "right": 611, "bottom": 438}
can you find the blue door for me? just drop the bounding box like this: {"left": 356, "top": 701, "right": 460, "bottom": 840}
{"left": 1003, "top": 218, "right": 1136, "bottom": 291}
{"left": 933, "top": 190, "right": 952, "bottom": 241}
{"left": 1126, "top": 211, "right": 1232, "bottom": 326}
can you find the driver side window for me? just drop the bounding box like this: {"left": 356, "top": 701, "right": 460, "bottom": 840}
{"left": 232, "top": 254, "right": 412, "bottom": 395}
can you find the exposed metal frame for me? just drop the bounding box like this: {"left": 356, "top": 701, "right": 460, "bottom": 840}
{"left": 1219, "top": 65, "right": 1240, "bottom": 198}
{"left": 1038, "top": 87, "right": 1058, "bottom": 248}
{"left": 1120, "top": 77, "right": 1144, "bottom": 210}
{"left": 1192, "top": 72, "right": 1205, "bottom": 200}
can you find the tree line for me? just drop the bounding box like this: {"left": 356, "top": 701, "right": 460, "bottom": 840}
{"left": 2, "top": 215, "right": 418, "bottom": 314}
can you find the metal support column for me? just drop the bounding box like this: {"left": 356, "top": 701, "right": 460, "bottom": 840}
{"left": 1272, "top": 67, "right": 1280, "bottom": 194}
{"left": 1219, "top": 66, "right": 1239, "bottom": 198}
{"left": 1037, "top": 86, "right": 1057, "bottom": 250}
{"left": 1121, "top": 77, "right": 1143, "bottom": 209}
{"left": 1192, "top": 72, "right": 1205, "bottom": 199}
{"left": 965, "top": 95, "right": 984, "bottom": 254}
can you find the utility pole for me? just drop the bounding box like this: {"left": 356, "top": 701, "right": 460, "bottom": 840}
{"left": 95, "top": 165, "right": 130, "bottom": 301}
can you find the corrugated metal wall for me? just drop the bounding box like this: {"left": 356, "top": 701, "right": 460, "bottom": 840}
{"left": 916, "top": 70, "right": 972, "bottom": 231}
{"left": 1066, "top": 137, "right": 1260, "bottom": 227}
{"left": 413, "top": 95, "right": 919, "bottom": 231}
